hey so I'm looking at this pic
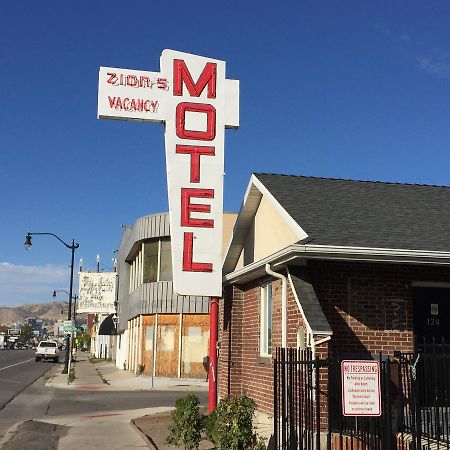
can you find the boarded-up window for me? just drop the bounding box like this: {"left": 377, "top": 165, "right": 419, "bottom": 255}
{"left": 145, "top": 325, "right": 154, "bottom": 351}
{"left": 159, "top": 325, "right": 175, "bottom": 351}
{"left": 181, "top": 316, "right": 209, "bottom": 378}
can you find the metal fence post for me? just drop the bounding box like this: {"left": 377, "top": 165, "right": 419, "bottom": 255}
{"left": 274, "top": 349, "right": 278, "bottom": 449}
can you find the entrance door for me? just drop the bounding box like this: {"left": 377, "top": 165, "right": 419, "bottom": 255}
{"left": 413, "top": 287, "right": 450, "bottom": 352}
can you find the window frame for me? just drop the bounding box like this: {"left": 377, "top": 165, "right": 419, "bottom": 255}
{"left": 130, "top": 238, "right": 173, "bottom": 291}
{"left": 260, "top": 282, "right": 273, "bottom": 357}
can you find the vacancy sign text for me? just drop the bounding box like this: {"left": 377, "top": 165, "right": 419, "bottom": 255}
{"left": 98, "top": 50, "right": 239, "bottom": 297}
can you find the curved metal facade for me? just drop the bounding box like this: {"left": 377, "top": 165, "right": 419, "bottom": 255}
{"left": 116, "top": 212, "right": 209, "bottom": 332}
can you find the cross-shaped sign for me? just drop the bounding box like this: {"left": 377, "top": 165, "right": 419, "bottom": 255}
{"left": 98, "top": 50, "right": 239, "bottom": 297}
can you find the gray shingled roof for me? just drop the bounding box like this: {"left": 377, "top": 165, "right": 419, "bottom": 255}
{"left": 255, "top": 173, "right": 450, "bottom": 252}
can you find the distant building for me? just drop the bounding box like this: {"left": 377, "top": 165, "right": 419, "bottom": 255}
{"left": 27, "top": 317, "right": 43, "bottom": 336}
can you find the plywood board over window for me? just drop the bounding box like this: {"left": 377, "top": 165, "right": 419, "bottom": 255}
{"left": 181, "top": 314, "right": 209, "bottom": 379}
{"left": 156, "top": 315, "right": 179, "bottom": 377}
{"left": 141, "top": 315, "right": 154, "bottom": 376}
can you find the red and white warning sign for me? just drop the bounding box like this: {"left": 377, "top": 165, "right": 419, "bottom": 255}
{"left": 341, "top": 360, "right": 381, "bottom": 417}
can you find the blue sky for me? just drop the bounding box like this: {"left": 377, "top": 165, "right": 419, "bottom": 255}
{"left": 2, "top": 1, "right": 450, "bottom": 306}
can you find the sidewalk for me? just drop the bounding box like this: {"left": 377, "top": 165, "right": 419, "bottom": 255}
{"left": 46, "top": 353, "right": 208, "bottom": 392}
{"left": 2, "top": 353, "right": 208, "bottom": 449}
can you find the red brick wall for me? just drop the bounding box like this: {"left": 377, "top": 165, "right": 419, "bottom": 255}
{"left": 308, "top": 260, "right": 450, "bottom": 356}
{"left": 219, "top": 272, "right": 304, "bottom": 413}
{"left": 218, "top": 261, "right": 450, "bottom": 414}
{"left": 218, "top": 285, "right": 244, "bottom": 397}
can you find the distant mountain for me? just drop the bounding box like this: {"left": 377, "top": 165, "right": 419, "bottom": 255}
{"left": 0, "top": 301, "right": 69, "bottom": 326}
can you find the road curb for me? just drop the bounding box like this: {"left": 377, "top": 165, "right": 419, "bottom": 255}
{"left": 130, "top": 418, "right": 156, "bottom": 449}
{"left": 0, "top": 420, "right": 22, "bottom": 447}
{"left": 0, "top": 363, "right": 57, "bottom": 414}
{"left": 0, "top": 364, "right": 64, "bottom": 447}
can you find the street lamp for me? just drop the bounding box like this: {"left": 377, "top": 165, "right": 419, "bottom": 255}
{"left": 53, "top": 290, "right": 78, "bottom": 323}
{"left": 24, "top": 232, "right": 79, "bottom": 374}
{"left": 96, "top": 254, "right": 100, "bottom": 273}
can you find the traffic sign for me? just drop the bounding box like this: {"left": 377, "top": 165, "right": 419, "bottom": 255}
{"left": 63, "top": 321, "right": 75, "bottom": 333}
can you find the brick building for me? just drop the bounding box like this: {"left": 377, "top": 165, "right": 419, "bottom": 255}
{"left": 218, "top": 173, "right": 450, "bottom": 415}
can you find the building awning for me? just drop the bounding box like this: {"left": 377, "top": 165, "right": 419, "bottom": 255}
{"left": 98, "top": 314, "right": 116, "bottom": 335}
{"left": 287, "top": 267, "right": 332, "bottom": 336}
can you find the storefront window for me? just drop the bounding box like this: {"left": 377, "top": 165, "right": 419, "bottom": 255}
{"left": 132, "top": 238, "right": 174, "bottom": 286}
{"left": 159, "top": 239, "right": 173, "bottom": 281}
{"left": 143, "top": 241, "right": 158, "bottom": 283}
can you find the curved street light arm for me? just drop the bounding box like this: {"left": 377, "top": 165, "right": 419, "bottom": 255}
{"left": 24, "top": 230, "right": 79, "bottom": 375}
{"left": 26, "top": 232, "right": 79, "bottom": 249}
{"left": 53, "top": 289, "right": 78, "bottom": 301}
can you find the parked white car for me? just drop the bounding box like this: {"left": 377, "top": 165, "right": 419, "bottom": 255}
{"left": 35, "top": 341, "right": 59, "bottom": 363}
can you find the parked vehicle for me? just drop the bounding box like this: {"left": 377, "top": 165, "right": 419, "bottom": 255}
{"left": 35, "top": 341, "right": 59, "bottom": 362}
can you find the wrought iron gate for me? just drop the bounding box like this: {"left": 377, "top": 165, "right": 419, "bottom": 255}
{"left": 396, "top": 339, "right": 450, "bottom": 449}
{"left": 274, "top": 346, "right": 450, "bottom": 450}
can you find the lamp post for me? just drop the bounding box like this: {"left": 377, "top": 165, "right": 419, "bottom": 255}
{"left": 96, "top": 254, "right": 101, "bottom": 273}
{"left": 53, "top": 290, "right": 78, "bottom": 324}
{"left": 24, "top": 232, "right": 79, "bottom": 374}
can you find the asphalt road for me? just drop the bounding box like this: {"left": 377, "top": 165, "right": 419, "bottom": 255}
{"left": 0, "top": 349, "right": 59, "bottom": 410}
{"left": 0, "top": 360, "right": 208, "bottom": 444}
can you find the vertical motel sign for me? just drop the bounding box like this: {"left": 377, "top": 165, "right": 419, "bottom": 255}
{"left": 98, "top": 50, "right": 239, "bottom": 296}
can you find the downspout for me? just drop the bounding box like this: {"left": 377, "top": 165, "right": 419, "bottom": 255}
{"left": 265, "top": 264, "right": 287, "bottom": 347}
{"left": 208, "top": 296, "right": 219, "bottom": 413}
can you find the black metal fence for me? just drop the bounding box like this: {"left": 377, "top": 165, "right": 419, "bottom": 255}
{"left": 396, "top": 340, "right": 450, "bottom": 449}
{"left": 274, "top": 348, "right": 324, "bottom": 450}
{"left": 274, "top": 348, "right": 395, "bottom": 450}
{"left": 274, "top": 345, "right": 450, "bottom": 450}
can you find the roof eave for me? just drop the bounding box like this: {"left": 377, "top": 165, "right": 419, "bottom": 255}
{"left": 223, "top": 244, "right": 450, "bottom": 285}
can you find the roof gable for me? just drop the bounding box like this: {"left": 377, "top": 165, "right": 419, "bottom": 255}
{"left": 255, "top": 173, "right": 450, "bottom": 252}
{"left": 223, "top": 174, "right": 307, "bottom": 274}
{"left": 223, "top": 173, "right": 450, "bottom": 275}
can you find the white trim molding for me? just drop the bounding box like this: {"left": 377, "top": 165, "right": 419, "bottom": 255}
{"left": 224, "top": 244, "right": 450, "bottom": 285}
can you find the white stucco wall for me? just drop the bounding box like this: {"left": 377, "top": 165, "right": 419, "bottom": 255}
{"left": 115, "top": 330, "right": 128, "bottom": 370}
{"left": 243, "top": 195, "right": 299, "bottom": 264}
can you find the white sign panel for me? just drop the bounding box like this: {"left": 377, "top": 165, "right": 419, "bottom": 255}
{"left": 77, "top": 272, "right": 116, "bottom": 314}
{"left": 97, "top": 50, "right": 239, "bottom": 297}
{"left": 63, "top": 320, "right": 75, "bottom": 333}
{"left": 98, "top": 67, "right": 169, "bottom": 122}
{"left": 341, "top": 360, "right": 381, "bottom": 417}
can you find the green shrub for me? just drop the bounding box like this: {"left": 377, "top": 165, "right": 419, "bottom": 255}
{"left": 208, "top": 394, "right": 256, "bottom": 450}
{"left": 203, "top": 408, "right": 219, "bottom": 444}
{"left": 254, "top": 435, "right": 267, "bottom": 450}
{"left": 167, "top": 393, "right": 203, "bottom": 450}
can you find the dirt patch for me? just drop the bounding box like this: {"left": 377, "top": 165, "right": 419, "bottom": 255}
{"left": 132, "top": 411, "right": 215, "bottom": 450}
